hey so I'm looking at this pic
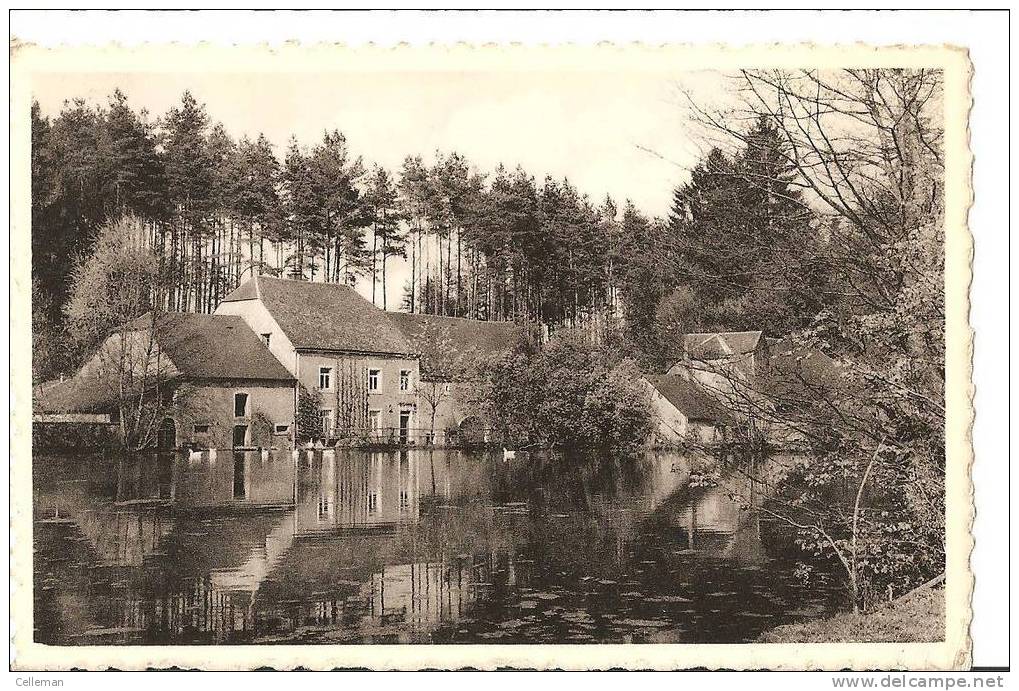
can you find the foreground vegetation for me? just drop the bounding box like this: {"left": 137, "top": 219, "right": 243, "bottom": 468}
{"left": 759, "top": 586, "right": 944, "bottom": 644}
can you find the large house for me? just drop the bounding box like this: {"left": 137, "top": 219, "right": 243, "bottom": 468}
{"left": 216, "top": 275, "right": 522, "bottom": 444}
{"left": 216, "top": 276, "right": 420, "bottom": 441}
{"left": 37, "top": 276, "right": 523, "bottom": 450}
{"left": 35, "top": 312, "right": 297, "bottom": 449}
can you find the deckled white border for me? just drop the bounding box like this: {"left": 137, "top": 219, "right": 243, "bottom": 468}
{"left": 9, "top": 42, "right": 973, "bottom": 671}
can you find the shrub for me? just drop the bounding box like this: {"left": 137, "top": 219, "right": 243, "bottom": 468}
{"left": 483, "top": 338, "right": 653, "bottom": 450}
{"left": 295, "top": 386, "right": 321, "bottom": 443}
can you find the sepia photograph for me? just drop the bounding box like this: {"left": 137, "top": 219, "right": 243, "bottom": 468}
{"left": 10, "top": 28, "right": 978, "bottom": 672}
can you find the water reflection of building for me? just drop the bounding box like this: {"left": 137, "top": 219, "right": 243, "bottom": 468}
{"left": 256, "top": 531, "right": 486, "bottom": 643}
{"left": 35, "top": 454, "right": 177, "bottom": 568}
{"left": 34, "top": 449, "right": 302, "bottom": 644}
{"left": 36, "top": 448, "right": 508, "bottom": 644}
{"left": 297, "top": 450, "right": 420, "bottom": 532}
{"left": 657, "top": 460, "right": 770, "bottom": 563}
{"left": 74, "top": 506, "right": 175, "bottom": 567}
{"left": 174, "top": 449, "right": 296, "bottom": 509}
{"left": 214, "top": 449, "right": 513, "bottom": 642}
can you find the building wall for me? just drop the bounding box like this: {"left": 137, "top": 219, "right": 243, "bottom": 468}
{"left": 298, "top": 351, "right": 420, "bottom": 436}
{"left": 419, "top": 381, "right": 460, "bottom": 432}
{"left": 643, "top": 380, "right": 690, "bottom": 443}
{"left": 416, "top": 380, "right": 491, "bottom": 444}
{"left": 172, "top": 380, "right": 296, "bottom": 449}
{"left": 642, "top": 379, "right": 726, "bottom": 446}
{"left": 215, "top": 299, "right": 299, "bottom": 375}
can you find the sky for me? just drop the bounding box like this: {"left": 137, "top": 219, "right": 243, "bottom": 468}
{"left": 32, "top": 67, "right": 729, "bottom": 306}
{"left": 32, "top": 69, "right": 733, "bottom": 216}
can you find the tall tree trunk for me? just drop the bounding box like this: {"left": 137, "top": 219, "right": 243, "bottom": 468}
{"left": 456, "top": 228, "right": 462, "bottom": 317}
{"left": 370, "top": 225, "right": 378, "bottom": 305}
{"left": 382, "top": 250, "right": 388, "bottom": 311}
{"left": 438, "top": 235, "right": 445, "bottom": 316}
{"left": 445, "top": 234, "right": 452, "bottom": 316}
{"left": 410, "top": 227, "right": 417, "bottom": 313}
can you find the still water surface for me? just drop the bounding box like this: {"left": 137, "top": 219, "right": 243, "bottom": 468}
{"left": 34, "top": 449, "right": 842, "bottom": 644}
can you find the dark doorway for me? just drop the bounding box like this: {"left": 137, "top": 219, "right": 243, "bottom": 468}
{"left": 157, "top": 419, "right": 176, "bottom": 450}
{"left": 232, "top": 424, "right": 248, "bottom": 448}
{"left": 399, "top": 411, "right": 411, "bottom": 445}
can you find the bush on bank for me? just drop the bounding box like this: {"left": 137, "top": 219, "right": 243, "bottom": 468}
{"left": 482, "top": 338, "right": 654, "bottom": 451}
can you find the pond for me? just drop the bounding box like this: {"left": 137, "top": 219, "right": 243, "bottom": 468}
{"left": 33, "top": 448, "right": 844, "bottom": 645}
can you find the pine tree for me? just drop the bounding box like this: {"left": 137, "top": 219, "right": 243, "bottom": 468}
{"left": 281, "top": 138, "right": 318, "bottom": 279}
{"left": 163, "top": 91, "right": 214, "bottom": 310}
{"left": 396, "top": 155, "right": 431, "bottom": 313}
{"left": 310, "top": 130, "right": 369, "bottom": 284}
{"left": 668, "top": 118, "right": 826, "bottom": 334}
{"left": 364, "top": 166, "right": 406, "bottom": 310}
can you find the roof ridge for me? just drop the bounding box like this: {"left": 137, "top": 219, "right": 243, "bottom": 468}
{"left": 387, "top": 311, "right": 518, "bottom": 325}
{"left": 258, "top": 274, "right": 353, "bottom": 288}
{"left": 686, "top": 330, "right": 763, "bottom": 337}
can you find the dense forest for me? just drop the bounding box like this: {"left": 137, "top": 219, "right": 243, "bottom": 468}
{"left": 31, "top": 89, "right": 833, "bottom": 381}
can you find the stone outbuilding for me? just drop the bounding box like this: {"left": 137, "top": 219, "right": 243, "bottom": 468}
{"left": 643, "top": 374, "right": 735, "bottom": 446}
{"left": 34, "top": 312, "right": 297, "bottom": 450}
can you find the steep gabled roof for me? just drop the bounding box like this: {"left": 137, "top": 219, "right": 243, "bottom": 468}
{"left": 684, "top": 331, "right": 764, "bottom": 360}
{"left": 36, "top": 312, "right": 293, "bottom": 414}
{"left": 386, "top": 312, "right": 522, "bottom": 381}
{"left": 34, "top": 375, "right": 123, "bottom": 413}
{"left": 645, "top": 374, "right": 735, "bottom": 425}
{"left": 761, "top": 337, "right": 841, "bottom": 401}
{"left": 221, "top": 276, "right": 413, "bottom": 356}
{"left": 126, "top": 312, "right": 295, "bottom": 381}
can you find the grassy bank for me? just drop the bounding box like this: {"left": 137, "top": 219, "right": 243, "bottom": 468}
{"left": 758, "top": 587, "right": 945, "bottom": 644}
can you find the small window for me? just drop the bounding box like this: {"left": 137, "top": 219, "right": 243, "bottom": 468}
{"left": 399, "top": 369, "right": 411, "bottom": 392}
{"left": 260, "top": 333, "right": 271, "bottom": 347}
{"left": 193, "top": 424, "right": 210, "bottom": 434}
{"left": 319, "top": 367, "right": 332, "bottom": 390}
{"left": 274, "top": 424, "right": 290, "bottom": 435}
{"left": 233, "top": 392, "right": 248, "bottom": 417}
{"left": 367, "top": 492, "right": 378, "bottom": 514}
{"left": 368, "top": 368, "right": 380, "bottom": 391}
{"left": 320, "top": 409, "right": 333, "bottom": 435}
{"left": 399, "top": 489, "right": 410, "bottom": 511}
{"left": 367, "top": 409, "right": 381, "bottom": 432}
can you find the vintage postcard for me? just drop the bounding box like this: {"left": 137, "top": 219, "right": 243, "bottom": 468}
{"left": 10, "top": 41, "right": 973, "bottom": 670}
